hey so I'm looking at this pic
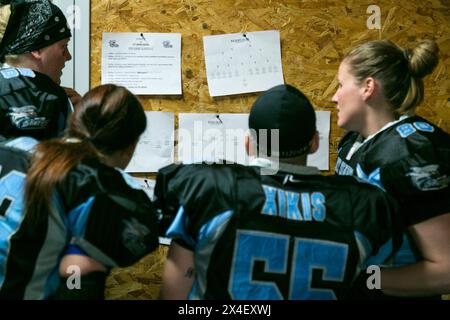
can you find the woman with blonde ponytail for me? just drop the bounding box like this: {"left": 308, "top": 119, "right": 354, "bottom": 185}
{"left": 0, "top": 84, "right": 159, "bottom": 299}
{"left": 333, "top": 39, "right": 450, "bottom": 298}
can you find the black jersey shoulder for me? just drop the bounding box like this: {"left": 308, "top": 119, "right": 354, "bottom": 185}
{"left": 0, "top": 142, "right": 31, "bottom": 177}
{"left": 0, "top": 68, "right": 68, "bottom": 140}
{"left": 360, "top": 116, "right": 450, "bottom": 170}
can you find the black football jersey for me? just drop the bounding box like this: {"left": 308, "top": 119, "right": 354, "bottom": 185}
{"left": 0, "top": 138, "right": 159, "bottom": 299}
{"left": 155, "top": 163, "right": 402, "bottom": 300}
{"left": 336, "top": 115, "right": 450, "bottom": 225}
{"left": 0, "top": 67, "right": 70, "bottom": 140}
{"left": 336, "top": 115, "right": 450, "bottom": 269}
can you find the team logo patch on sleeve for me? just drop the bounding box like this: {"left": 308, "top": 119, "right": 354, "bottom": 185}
{"left": 413, "top": 122, "right": 435, "bottom": 133}
{"left": 407, "top": 164, "right": 449, "bottom": 191}
{"left": 396, "top": 124, "right": 416, "bottom": 138}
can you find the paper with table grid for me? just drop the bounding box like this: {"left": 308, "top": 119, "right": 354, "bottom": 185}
{"left": 203, "top": 30, "right": 284, "bottom": 97}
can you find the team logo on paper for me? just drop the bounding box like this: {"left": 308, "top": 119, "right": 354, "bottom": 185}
{"left": 109, "top": 40, "right": 119, "bottom": 48}
{"left": 163, "top": 40, "right": 173, "bottom": 48}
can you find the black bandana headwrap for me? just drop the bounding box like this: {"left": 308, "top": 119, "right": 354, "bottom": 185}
{"left": 0, "top": 0, "right": 71, "bottom": 62}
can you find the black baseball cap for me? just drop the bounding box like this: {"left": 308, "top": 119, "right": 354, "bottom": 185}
{"left": 249, "top": 84, "right": 316, "bottom": 158}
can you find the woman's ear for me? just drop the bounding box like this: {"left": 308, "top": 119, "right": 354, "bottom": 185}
{"left": 308, "top": 131, "right": 320, "bottom": 154}
{"left": 361, "top": 77, "right": 376, "bottom": 101}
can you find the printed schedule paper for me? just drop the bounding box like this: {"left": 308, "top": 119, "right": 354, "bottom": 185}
{"left": 126, "top": 111, "right": 175, "bottom": 173}
{"left": 203, "top": 30, "right": 284, "bottom": 97}
{"left": 178, "top": 113, "right": 250, "bottom": 165}
{"left": 306, "top": 111, "right": 330, "bottom": 171}
{"left": 102, "top": 32, "right": 182, "bottom": 95}
{"left": 177, "top": 111, "right": 330, "bottom": 170}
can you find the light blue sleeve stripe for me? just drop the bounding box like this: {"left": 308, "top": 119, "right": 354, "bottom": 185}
{"left": 365, "top": 238, "right": 395, "bottom": 267}
{"left": 67, "top": 196, "right": 95, "bottom": 237}
{"left": 5, "top": 136, "right": 38, "bottom": 152}
{"left": 197, "top": 210, "right": 233, "bottom": 248}
{"left": 353, "top": 231, "right": 373, "bottom": 265}
{"left": 391, "top": 233, "right": 417, "bottom": 267}
{"left": 166, "top": 206, "right": 196, "bottom": 248}
{"left": 356, "top": 164, "right": 385, "bottom": 191}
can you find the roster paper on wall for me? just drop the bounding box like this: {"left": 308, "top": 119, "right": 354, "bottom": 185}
{"left": 132, "top": 177, "right": 171, "bottom": 246}
{"left": 102, "top": 32, "right": 182, "bottom": 95}
{"left": 203, "top": 30, "right": 284, "bottom": 97}
{"left": 178, "top": 111, "right": 330, "bottom": 170}
{"left": 126, "top": 111, "right": 175, "bottom": 173}
{"left": 178, "top": 113, "right": 250, "bottom": 165}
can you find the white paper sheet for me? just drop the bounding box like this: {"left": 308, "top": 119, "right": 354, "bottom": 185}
{"left": 203, "top": 30, "right": 284, "bottom": 97}
{"left": 102, "top": 32, "right": 181, "bottom": 95}
{"left": 126, "top": 111, "right": 174, "bottom": 173}
{"left": 132, "top": 177, "right": 156, "bottom": 199}
{"left": 178, "top": 113, "right": 250, "bottom": 165}
{"left": 307, "top": 111, "right": 331, "bottom": 171}
{"left": 178, "top": 111, "right": 330, "bottom": 170}
{"left": 132, "top": 177, "right": 171, "bottom": 245}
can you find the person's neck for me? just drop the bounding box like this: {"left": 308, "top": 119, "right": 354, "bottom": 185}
{"left": 6, "top": 58, "right": 35, "bottom": 71}
{"left": 254, "top": 154, "right": 307, "bottom": 167}
{"left": 102, "top": 154, "right": 128, "bottom": 169}
{"left": 360, "top": 103, "right": 397, "bottom": 138}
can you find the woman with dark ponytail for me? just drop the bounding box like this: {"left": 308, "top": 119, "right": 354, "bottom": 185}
{"left": 0, "top": 84, "right": 159, "bottom": 299}
{"left": 333, "top": 39, "right": 450, "bottom": 298}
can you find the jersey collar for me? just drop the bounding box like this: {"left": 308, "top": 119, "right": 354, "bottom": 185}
{"left": 346, "top": 114, "right": 410, "bottom": 160}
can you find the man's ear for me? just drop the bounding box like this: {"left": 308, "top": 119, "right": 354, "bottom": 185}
{"left": 308, "top": 131, "right": 319, "bottom": 154}
{"left": 361, "top": 77, "right": 376, "bottom": 101}
{"left": 245, "top": 132, "right": 252, "bottom": 156}
{"left": 245, "top": 131, "right": 258, "bottom": 157}
{"left": 30, "top": 49, "right": 42, "bottom": 60}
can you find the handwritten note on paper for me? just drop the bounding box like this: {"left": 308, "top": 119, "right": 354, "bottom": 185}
{"left": 307, "top": 111, "right": 330, "bottom": 171}
{"left": 102, "top": 32, "right": 181, "bottom": 95}
{"left": 178, "top": 113, "right": 250, "bottom": 165}
{"left": 203, "top": 30, "right": 284, "bottom": 97}
{"left": 126, "top": 111, "right": 174, "bottom": 173}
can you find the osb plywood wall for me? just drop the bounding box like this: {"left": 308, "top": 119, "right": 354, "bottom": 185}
{"left": 91, "top": 0, "right": 450, "bottom": 299}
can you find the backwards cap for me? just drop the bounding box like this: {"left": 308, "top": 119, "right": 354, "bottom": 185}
{"left": 249, "top": 84, "right": 316, "bottom": 158}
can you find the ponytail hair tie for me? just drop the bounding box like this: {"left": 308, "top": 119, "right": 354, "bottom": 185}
{"left": 64, "top": 137, "right": 82, "bottom": 144}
